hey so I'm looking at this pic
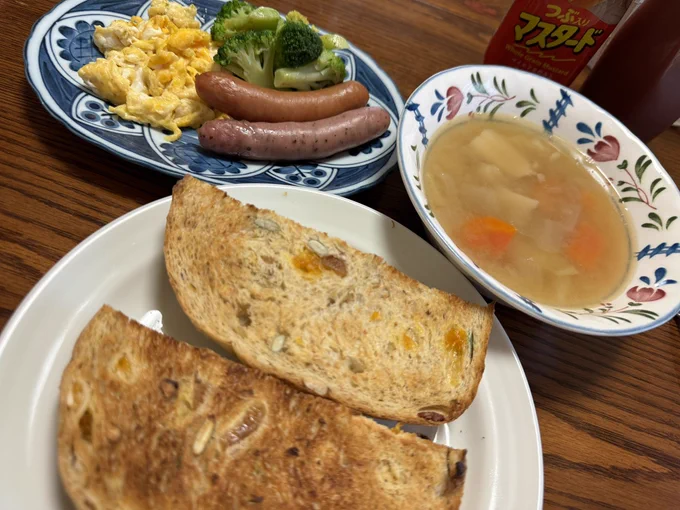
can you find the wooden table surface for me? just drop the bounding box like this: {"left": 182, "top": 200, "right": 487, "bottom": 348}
{"left": 2, "top": 0, "right": 680, "bottom": 508}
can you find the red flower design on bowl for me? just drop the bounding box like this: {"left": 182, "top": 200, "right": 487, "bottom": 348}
{"left": 586, "top": 135, "right": 620, "bottom": 162}
{"left": 626, "top": 286, "right": 666, "bottom": 302}
{"left": 446, "top": 87, "right": 463, "bottom": 120}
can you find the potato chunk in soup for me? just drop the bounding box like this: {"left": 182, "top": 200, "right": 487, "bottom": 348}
{"left": 422, "top": 117, "right": 632, "bottom": 308}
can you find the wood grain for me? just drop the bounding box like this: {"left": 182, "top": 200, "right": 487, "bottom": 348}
{"left": 1, "top": 0, "right": 679, "bottom": 508}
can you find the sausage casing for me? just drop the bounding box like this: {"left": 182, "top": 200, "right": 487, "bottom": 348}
{"left": 198, "top": 106, "right": 391, "bottom": 161}
{"left": 196, "top": 72, "right": 370, "bottom": 123}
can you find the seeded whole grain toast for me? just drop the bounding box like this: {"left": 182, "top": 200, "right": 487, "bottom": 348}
{"left": 164, "top": 177, "right": 494, "bottom": 425}
{"left": 58, "top": 306, "right": 467, "bottom": 510}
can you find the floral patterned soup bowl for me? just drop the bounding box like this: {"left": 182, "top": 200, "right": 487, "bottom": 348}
{"left": 397, "top": 65, "right": 680, "bottom": 336}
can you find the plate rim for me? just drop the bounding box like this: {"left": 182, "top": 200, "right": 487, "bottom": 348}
{"left": 23, "top": 0, "right": 405, "bottom": 196}
{"left": 0, "top": 182, "right": 543, "bottom": 509}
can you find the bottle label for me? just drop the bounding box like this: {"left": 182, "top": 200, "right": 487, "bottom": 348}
{"left": 486, "top": 0, "right": 624, "bottom": 85}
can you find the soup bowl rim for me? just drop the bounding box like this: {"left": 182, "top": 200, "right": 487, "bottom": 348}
{"left": 397, "top": 64, "right": 680, "bottom": 336}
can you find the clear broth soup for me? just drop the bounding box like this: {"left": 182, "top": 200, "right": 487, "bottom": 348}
{"left": 422, "top": 116, "right": 633, "bottom": 308}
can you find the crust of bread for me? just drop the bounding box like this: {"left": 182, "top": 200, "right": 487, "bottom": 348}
{"left": 164, "top": 176, "right": 494, "bottom": 425}
{"left": 58, "top": 306, "right": 467, "bottom": 510}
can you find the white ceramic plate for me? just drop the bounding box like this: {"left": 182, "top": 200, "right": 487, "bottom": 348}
{"left": 0, "top": 185, "right": 543, "bottom": 509}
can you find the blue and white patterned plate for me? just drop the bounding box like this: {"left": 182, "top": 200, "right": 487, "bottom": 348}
{"left": 24, "top": 0, "right": 403, "bottom": 195}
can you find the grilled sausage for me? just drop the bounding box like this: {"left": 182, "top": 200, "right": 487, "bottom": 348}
{"left": 198, "top": 106, "right": 390, "bottom": 161}
{"left": 196, "top": 72, "right": 370, "bottom": 122}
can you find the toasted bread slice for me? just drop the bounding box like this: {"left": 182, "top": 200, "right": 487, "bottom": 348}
{"left": 164, "top": 176, "right": 494, "bottom": 425}
{"left": 58, "top": 306, "right": 467, "bottom": 510}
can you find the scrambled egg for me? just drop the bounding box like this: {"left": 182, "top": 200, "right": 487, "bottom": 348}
{"left": 78, "top": 0, "right": 220, "bottom": 141}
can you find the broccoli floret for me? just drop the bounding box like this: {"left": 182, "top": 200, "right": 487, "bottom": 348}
{"left": 214, "top": 30, "right": 276, "bottom": 88}
{"left": 286, "top": 10, "right": 320, "bottom": 32}
{"left": 211, "top": 1, "right": 280, "bottom": 42}
{"left": 320, "top": 34, "right": 349, "bottom": 50}
{"left": 211, "top": 0, "right": 253, "bottom": 41}
{"left": 274, "top": 21, "right": 323, "bottom": 69}
{"left": 274, "top": 50, "right": 346, "bottom": 90}
{"left": 216, "top": 0, "right": 254, "bottom": 20}
{"left": 211, "top": 21, "right": 229, "bottom": 43}
{"left": 283, "top": 11, "right": 347, "bottom": 52}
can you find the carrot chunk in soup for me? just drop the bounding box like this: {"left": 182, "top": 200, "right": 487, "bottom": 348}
{"left": 565, "top": 222, "right": 603, "bottom": 271}
{"left": 460, "top": 217, "right": 516, "bottom": 255}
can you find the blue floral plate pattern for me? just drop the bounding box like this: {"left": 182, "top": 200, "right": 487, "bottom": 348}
{"left": 24, "top": 0, "right": 403, "bottom": 195}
